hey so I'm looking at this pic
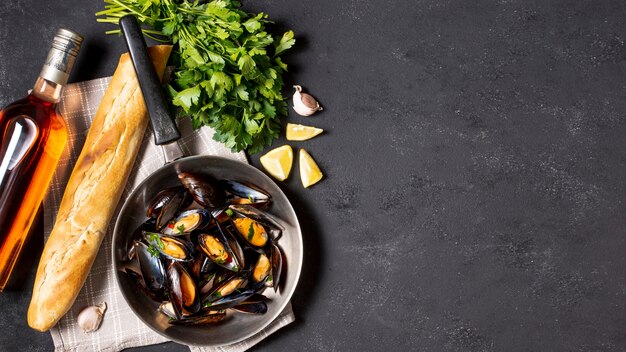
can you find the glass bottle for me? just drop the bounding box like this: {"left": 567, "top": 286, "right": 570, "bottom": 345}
{"left": 0, "top": 28, "right": 83, "bottom": 291}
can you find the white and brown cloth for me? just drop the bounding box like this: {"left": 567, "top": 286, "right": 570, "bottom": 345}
{"left": 41, "top": 76, "right": 294, "bottom": 352}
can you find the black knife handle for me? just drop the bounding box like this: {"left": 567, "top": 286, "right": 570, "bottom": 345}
{"left": 119, "top": 15, "right": 180, "bottom": 145}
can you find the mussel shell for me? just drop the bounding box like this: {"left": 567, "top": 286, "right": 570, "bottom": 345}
{"left": 162, "top": 209, "right": 210, "bottom": 236}
{"left": 269, "top": 243, "right": 283, "bottom": 291}
{"left": 156, "top": 190, "right": 192, "bottom": 230}
{"left": 198, "top": 273, "right": 218, "bottom": 297}
{"left": 147, "top": 186, "right": 188, "bottom": 218}
{"left": 144, "top": 232, "right": 195, "bottom": 262}
{"left": 134, "top": 241, "right": 167, "bottom": 294}
{"left": 167, "top": 262, "right": 201, "bottom": 317}
{"left": 205, "top": 289, "right": 256, "bottom": 311}
{"left": 188, "top": 253, "right": 215, "bottom": 280}
{"left": 251, "top": 253, "right": 271, "bottom": 284}
{"left": 221, "top": 180, "right": 270, "bottom": 206}
{"left": 228, "top": 205, "right": 283, "bottom": 241}
{"left": 178, "top": 172, "right": 226, "bottom": 209}
{"left": 197, "top": 220, "right": 242, "bottom": 272}
{"left": 205, "top": 275, "right": 248, "bottom": 303}
{"left": 170, "top": 311, "right": 226, "bottom": 326}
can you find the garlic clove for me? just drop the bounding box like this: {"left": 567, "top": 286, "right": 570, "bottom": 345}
{"left": 77, "top": 302, "right": 107, "bottom": 333}
{"left": 292, "top": 85, "right": 322, "bottom": 116}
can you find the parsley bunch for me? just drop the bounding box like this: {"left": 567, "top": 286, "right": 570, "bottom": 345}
{"left": 97, "top": 0, "right": 295, "bottom": 153}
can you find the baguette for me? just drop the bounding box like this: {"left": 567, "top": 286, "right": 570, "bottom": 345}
{"left": 27, "top": 45, "right": 172, "bottom": 332}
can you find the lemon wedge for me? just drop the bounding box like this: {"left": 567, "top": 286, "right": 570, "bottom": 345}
{"left": 260, "top": 145, "right": 293, "bottom": 181}
{"left": 299, "top": 149, "right": 323, "bottom": 188}
{"left": 286, "top": 123, "right": 324, "bottom": 141}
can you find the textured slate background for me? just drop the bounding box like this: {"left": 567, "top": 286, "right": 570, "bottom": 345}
{"left": 1, "top": 0, "right": 626, "bottom": 351}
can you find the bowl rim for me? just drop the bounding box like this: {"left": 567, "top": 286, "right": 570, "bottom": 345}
{"left": 112, "top": 155, "right": 303, "bottom": 347}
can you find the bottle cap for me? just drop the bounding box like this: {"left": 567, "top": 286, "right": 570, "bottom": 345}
{"left": 39, "top": 28, "right": 84, "bottom": 85}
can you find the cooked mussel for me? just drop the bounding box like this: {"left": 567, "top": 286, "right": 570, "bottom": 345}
{"left": 147, "top": 186, "right": 189, "bottom": 218}
{"left": 144, "top": 232, "right": 195, "bottom": 262}
{"left": 167, "top": 262, "right": 201, "bottom": 317}
{"left": 269, "top": 243, "right": 283, "bottom": 291}
{"left": 228, "top": 204, "right": 283, "bottom": 241}
{"left": 134, "top": 241, "right": 167, "bottom": 294}
{"left": 147, "top": 187, "right": 193, "bottom": 230}
{"left": 221, "top": 180, "right": 270, "bottom": 206}
{"left": 178, "top": 172, "right": 226, "bottom": 209}
{"left": 231, "top": 216, "right": 269, "bottom": 248}
{"left": 251, "top": 253, "right": 271, "bottom": 285}
{"left": 198, "top": 233, "right": 240, "bottom": 272}
{"left": 206, "top": 289, "right": 256, "bottom": 311}
{"left": 162, "top": 209, "right": 211, "bottom": 236}
{"left": 197, "top": 220, "right": 243, "bottom": 272}
{"left": 206, "top": 276, "right": 248, "bottom": 302}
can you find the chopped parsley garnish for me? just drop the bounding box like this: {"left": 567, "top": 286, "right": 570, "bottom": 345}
{"left": 147, "top": 232, "right": 165, "bottom": 249}
{"left": 247, "top": 195, "right": 254, "bottom": 203}
{"left": 247, "top": 223, "right": 255, "bottom": 241}
{"left": 147, "top": 244, "right": 160, "bottom": 258}
{"left": 225, "top": 209, "right": 234, "bottom": 217}
{"left": 176, "top": 224, "right": 185, "bottom": 235}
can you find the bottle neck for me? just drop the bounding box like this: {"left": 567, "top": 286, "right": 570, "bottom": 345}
{"left": 31, "top": 77, "right": 63, "bottom": 104}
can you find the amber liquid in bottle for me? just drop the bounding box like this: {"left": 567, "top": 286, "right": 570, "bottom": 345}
{"left": 0, "top": 78, "right": 68, "bottom": 291}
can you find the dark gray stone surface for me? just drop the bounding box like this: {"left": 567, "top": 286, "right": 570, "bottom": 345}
{"left": 2, "top": 0, "right": 626, "bottom": 351}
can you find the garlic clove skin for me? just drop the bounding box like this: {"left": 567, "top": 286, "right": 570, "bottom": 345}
{"left": 292, "top": 85, "right": 322, "bottom": 116}
{"left": 77, "top": 302, "right": 107, "bottom": 333}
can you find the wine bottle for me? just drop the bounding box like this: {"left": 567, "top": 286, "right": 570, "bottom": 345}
{"left": 0, "top": 28, "right": 83, "bottom": 291}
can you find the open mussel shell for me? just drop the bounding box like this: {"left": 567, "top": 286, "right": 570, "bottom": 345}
{"left": 221, "top": 180, "right": 270, "bottom": 206}
{"left": 154, "top": 189, "right": 192, "bottom": 230}
{"left": 251, "top": 253, "right": 271, "bottom": 285}
{"left": 178, "top": 172, "right": 226, "bottom": 209}
{"left": 205, "top": 289, "right": 256, "bottom": 311}
{"left": 228, "top": 204, "right": 284, "bottom": 241}
{"left": 134, "top": 241, "right": 167, "bottom": 294}
{"left": 269, "top": 243, "right": 283, "bottom": 291}
{"left": 205, "top": 276, "right": 248, "bottom": 303}
{"left": 162, "top": 209, "right": 211, "bottom": 236}
{"left": 167, "top": 262, "right": 201, "bottom": 317}
{"left": 147, "top": 186, "right": 190, "bottom": 218}
{"left": 144, "top": 232, "right": 195, "bottom": 262}
{"left": 197, "top": 220, "right": 243, "bottom": 272}
{"left": 170, "top": 311, "right": 227, "bottom": 326}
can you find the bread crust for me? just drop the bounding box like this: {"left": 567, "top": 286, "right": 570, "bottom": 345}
{"left": 27, "top": 45, "right": 172, "bottom": 332}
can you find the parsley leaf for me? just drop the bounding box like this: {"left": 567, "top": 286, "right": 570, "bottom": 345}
{"left": 247, "top": 222, "right": 255, "bottom": 241}
{"left": 147, "top": 244, "right": 160, "bottom": 258}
